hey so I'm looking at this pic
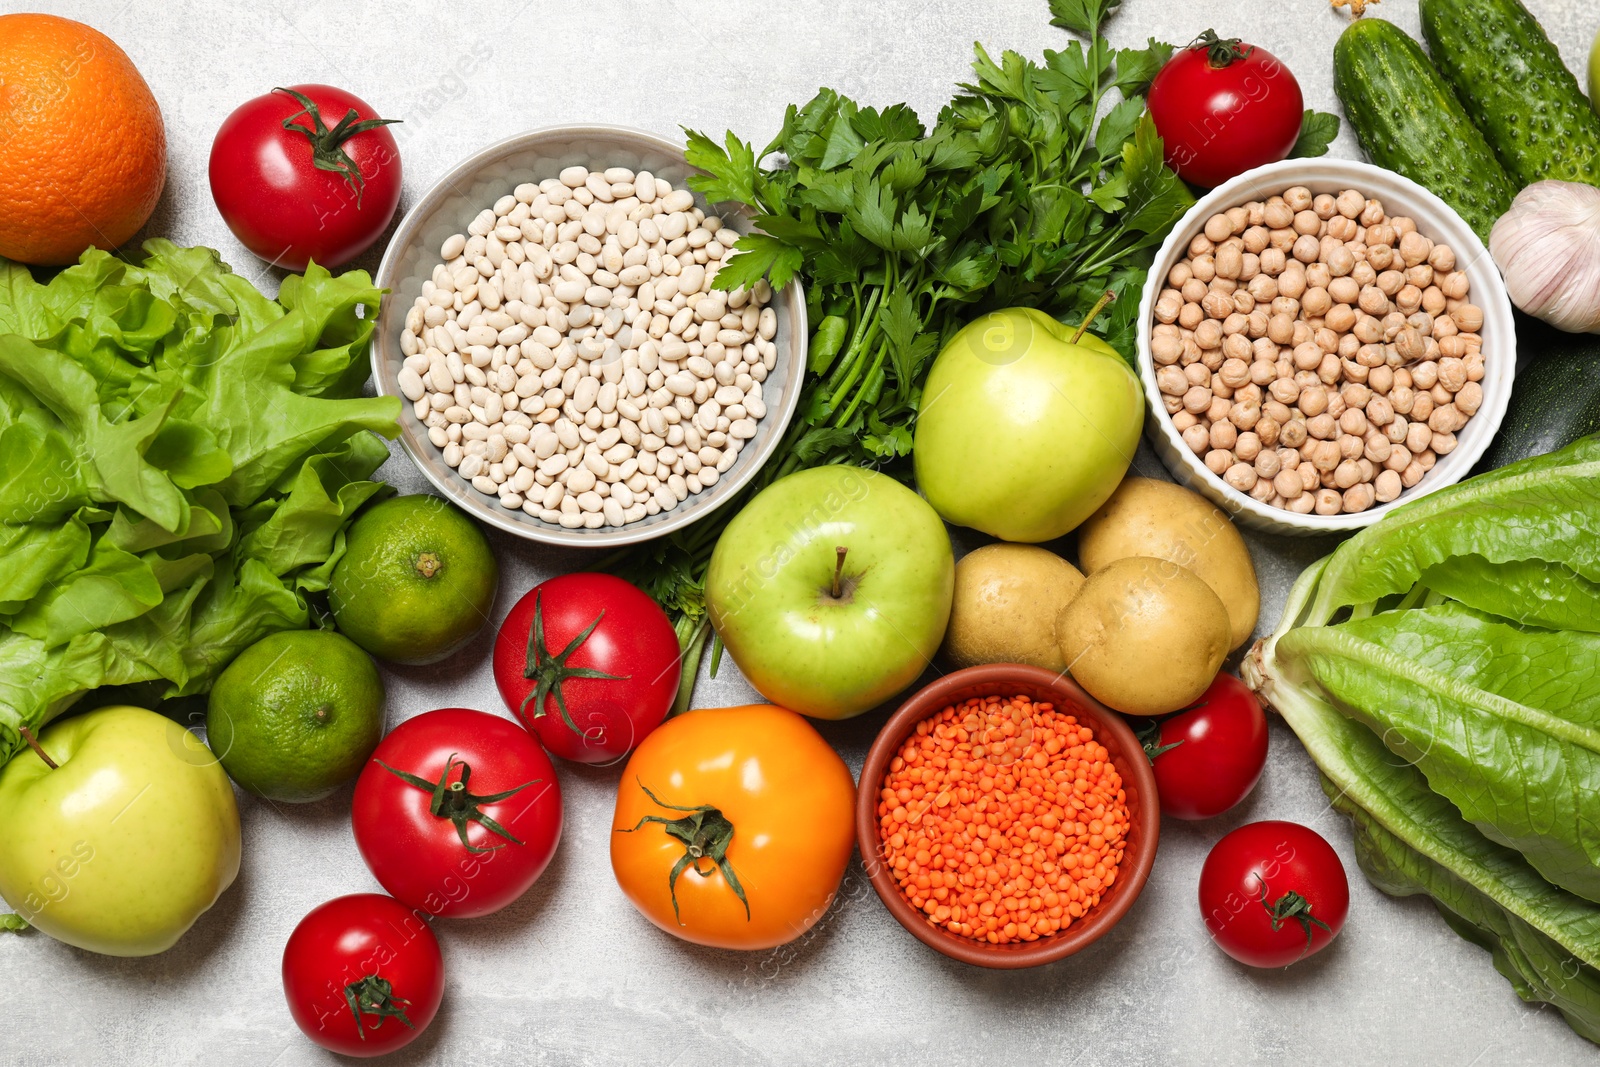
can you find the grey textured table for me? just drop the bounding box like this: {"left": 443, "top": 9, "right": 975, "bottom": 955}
{"left": 4, "top": 1, "right": 1596, "bottom": 1064}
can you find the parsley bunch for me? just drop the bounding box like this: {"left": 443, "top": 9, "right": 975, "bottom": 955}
{"left": 610, "top": 0, "right": 1198, "bottom": 709}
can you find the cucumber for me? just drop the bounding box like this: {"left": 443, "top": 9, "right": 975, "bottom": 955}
{"left": 1333, "top": 18, "right": 1517, "bottom": 242}
{"left": 1421, "top": 0, "right": 1600, "bottom": 188}
{"left": 1477, "top": 318, "right": 1600, "bottom": 472}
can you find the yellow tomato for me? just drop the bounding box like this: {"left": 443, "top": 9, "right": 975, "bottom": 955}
{"left": 610, "top": 704, "right": 856, "bottom": 949}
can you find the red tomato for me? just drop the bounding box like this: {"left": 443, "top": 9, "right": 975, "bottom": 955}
{"left": 352, "top": 709, "right": 562, "bottom": 918}
{"left": 1147, "top": 31, "right": 1304, "bottom": 188}
{"left": 1140, "top": 673, "right": 1268, "bottom": 820}
{"left": 282, "top": 893, "right": 443, "bottom": 1057}
{"left": 1199, "top": 820, "right": 1349, "bottom": 967}
{"left": 493, "top": 573, "right": 681, "bottom": 765}
{"left": 209, "top": 84, "right": 401, "bottom": 270}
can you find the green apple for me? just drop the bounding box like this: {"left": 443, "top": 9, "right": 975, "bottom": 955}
{"left": 705, "top": 466, "right": 954, "bottom": 720}
{"left": 913, "top": 307, "right": 1142, "bottom": 542}
{"left": 0, "top": 706, "right": 241, "bottom": 956}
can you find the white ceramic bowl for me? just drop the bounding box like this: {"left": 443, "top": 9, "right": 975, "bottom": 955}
{"left": 372, "top": 124, "right": 807, "bottom": 548}
{"left": 1135, "top": 158, "right": 1515, "bottom": 536}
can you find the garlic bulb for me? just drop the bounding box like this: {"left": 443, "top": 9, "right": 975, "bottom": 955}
{"left": 1489, "top": 181, "right": 1600, "bottom": 335}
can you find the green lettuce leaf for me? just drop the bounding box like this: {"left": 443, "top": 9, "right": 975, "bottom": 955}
{"left": 1307, "top": 436, "right": 1600, "bottom": 621}
{"left": 0, "top": 243, "right": 398, "bottom": 765}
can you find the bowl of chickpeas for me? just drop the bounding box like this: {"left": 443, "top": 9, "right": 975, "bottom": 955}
{"left": 1136, "top": 157, "right": 1516, "bottom": 535}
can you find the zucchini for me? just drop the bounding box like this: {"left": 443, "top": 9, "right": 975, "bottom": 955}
{"left": 1333, "top": 18, "right": 1517, "bottom": 242}
{"left": 1421, "top": 0, "right": 1600, "bottom": 189}
{"left": 1477, "top": 317, "right": 1600, "bottom": 472}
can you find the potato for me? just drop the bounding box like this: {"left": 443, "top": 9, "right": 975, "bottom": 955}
{"left": 941, "top": 544, "right": 1085, "bottom": 671}
{"left": 1077, "top": 477, "right": 1260, "bottom": 649}
{"left": 1057, "top": 555, "right": 1230, "bottom": 716}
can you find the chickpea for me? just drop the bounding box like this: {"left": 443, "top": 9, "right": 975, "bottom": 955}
{"left": 1454, "top": 304, "right": 1484, "bottom": 332}
{"left": 1273, "top": 469, "right": 1302, "bottom": 498}
{"left": 1399, "top": 231, "right": 1433, "bottom": 267}
{"left": 1293, "top": 233, "right": 1321, "bottom": 263}
{"left": 1181, "top": 278, "right": 1207, "bottom": 303}
{"left": 1250, "top": 479, "right": 1276, "bottom": 502}
{"left": 1327, "top": 275, "right": 1359, "bottom": 305}
{"left": 1202, "top": 291, "right": 1233, "bottom": 320}
{"left": 1325, "top": 304, "right": 1357, "bottom": 333}
{"left": 1302, "top": 287, "right": 1333, "bottom": 316}
{"left": 1172, "top": 410, "right": 1199, "bottom": 432}
{"left": 1205, "top": 449, "right": 1232, "bottom": 475}
{"left": 1183, "top": 424, "right": 1210, "bottom": 453}
{"left": 1235, "top": 431, "right": 1262, "bottom": 463}
{"left": 1189, "top": 234, "right": 1215, "bottom": 258}
{"left": 1432, "top": 430, "right": 1457, "bottom": 455}
{"left": 1343, "top": 483, "right": 1377, "bottom": 513}
{"left": 1312, "top": 193, "right": 1338, "bottom": 220}
{"left": 1439, "top": 270, "right": 1470, "bottom": 300}
{"left": 1204, "top": 214, "right": 1233, "bottom": 243}
{"left": 1225, "top": 206, "right": 1250, "bottom": 233}
{"left": 1314, "top": 488, "right": 1343, "bottom": 515}
{"left": 1307, "top": 412, "right": 1336, "bottom": 441}
{"left": 1305, "top": 262, "right": 1333, "bottom": 290}
{"left": 1207, "top": 394, "right": 1233, "bottom": 423}
{"left": 1257, "top": 415, "right": 1282, "bottom": 446}
{"left": 1224, "top": 463, "right": 1258, "bottom": 492}
{"left": 1328, "top": 216, "right": 1358, "bottom": 242}
{"left": 1368, "top": 365, "right": 1394, "bottom": 395}
{"left": 1318, "top": 352, "right": 1343, "bottom": 385}
{"left": 1405, "top": 419, "right": 1433, "bottom": 454}
{"left": 1364, "top": 434, "right": 1392, "bottom": 464}
{"left": 1192, "top": 254, "right": 1216, "bottom": 282}
{"left": 1368, "top": 244, "right": 1395, "bottom": 270}
{"left": 1168, "top": 261, "right": 1194, "bottom": 288}
{"left": 1374, "top": 469, "right": 1403, "bottom": 502}
{"left": 1385, "top": 444, "right": 1411, "bottom": 472}
{"left": 1231, "top": 399, "right": 1262, "bottom": 431}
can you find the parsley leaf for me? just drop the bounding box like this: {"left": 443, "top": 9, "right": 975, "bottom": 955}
{"left": 1047, "top": 0, "right": 1122, "bottom": 37}
{"left": 1290, "top": 110, "right": 1342, "bottom": 159}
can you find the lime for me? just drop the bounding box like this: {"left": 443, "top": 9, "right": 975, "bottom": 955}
{"left": 206, "top": 630, "right": 385, "bottom": 803}
{"left": 328, "top": 494, "right": 499, "bottom": 665}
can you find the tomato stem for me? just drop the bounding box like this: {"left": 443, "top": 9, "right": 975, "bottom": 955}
{"left": 273, "top": 87, "right": 401, "bottom": 208}
{"left": 1132, "top": 718, "right": 1183, "bottom": 763}
{"left": 616, "top": 781, "right": 750, "bottom": 925}
{"left": 18, "top": 727, "right": 56, "bottom": 770}
{"left": 520, "top": 590, "right": 631, "bottom": 736}
{"left": 1255, "top": 875, "right": 1332, "bottom": 955}
{"left": 1187, "top": 29, "right": 1255, "bottom": 69}
{"left": 343, "top": 975, "right": 414, "bottom": 1040}
{"left": 376, "top": 755, "right": 541, "bottom": 854}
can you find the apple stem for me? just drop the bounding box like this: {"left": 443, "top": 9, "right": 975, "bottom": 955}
{"left": 18, "top": 727, "right": 56, "bottom": 770}
{"left": 832, "top": 546, "right": 848, "bottom": 600}
{"left": 1070, "top": 290, "right": 1117, "bottom": 345}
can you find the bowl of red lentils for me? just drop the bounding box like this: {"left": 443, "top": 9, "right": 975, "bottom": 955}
{"left": 857, "top": 664, "right": 1159, "bottom": 968}
{"left": 1136, "top": 157, "right": 1516, "bottom": 535}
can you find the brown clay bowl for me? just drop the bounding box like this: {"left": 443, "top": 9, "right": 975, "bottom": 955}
{"left": 856, "top": 663, "right": 1159, "bottom": 968}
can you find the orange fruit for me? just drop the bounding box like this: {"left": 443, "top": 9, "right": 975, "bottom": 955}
{"left": 0, "top": 14, "right": 166, "bottom": 265}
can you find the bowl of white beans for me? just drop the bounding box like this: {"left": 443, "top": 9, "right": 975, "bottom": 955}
{"left": 372, "top": 124, "right": 807, "bottom": 547}
{"left": 1135, "top": 157, "right": 1515, "bottom": 536}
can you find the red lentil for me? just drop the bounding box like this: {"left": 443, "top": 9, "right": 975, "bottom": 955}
{"left": 876, "top": 694, "right": 1129, "bottom": 944}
